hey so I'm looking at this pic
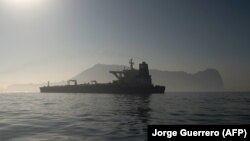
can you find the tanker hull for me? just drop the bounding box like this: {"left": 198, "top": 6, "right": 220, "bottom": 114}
{"left": 40, "top": 59, "right": 166, "bottom": 94}
{"left": 40, "top": 84, "right": 165, "bottom": 94}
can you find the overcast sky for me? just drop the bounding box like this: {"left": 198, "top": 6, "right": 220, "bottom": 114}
{"left": 0, "top": 0, "right": 249, "bottom": 91}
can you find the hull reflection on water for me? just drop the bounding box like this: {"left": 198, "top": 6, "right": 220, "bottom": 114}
{"left": 0, "top": 92, "right": 249, "bottom": 141}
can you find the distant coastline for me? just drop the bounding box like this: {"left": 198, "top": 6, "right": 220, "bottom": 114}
{"left": 1, "top": 64, "right": 227, "bottom": 92}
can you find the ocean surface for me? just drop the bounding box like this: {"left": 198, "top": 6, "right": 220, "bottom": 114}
{"left": 0, "top": 92, "right": 249, "bottom": 141}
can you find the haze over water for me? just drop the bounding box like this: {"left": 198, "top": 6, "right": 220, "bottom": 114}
{"left": 0, "top": 92, "right": 249, "bottom": 141}
{"left": 0, "top": 0, "right": 250, "bottom": 92}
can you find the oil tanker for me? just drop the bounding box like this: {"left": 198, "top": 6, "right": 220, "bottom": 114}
{"left": 40, "top": 59, "right": 165, "bottom": 94}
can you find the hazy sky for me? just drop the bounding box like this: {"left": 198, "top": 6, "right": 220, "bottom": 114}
{"left": 0, "top": 0, "right": 249, "bottom": 91}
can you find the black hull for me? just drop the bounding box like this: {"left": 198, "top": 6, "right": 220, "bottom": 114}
{"left": 40, "top": 85, "right": 165, "bottom": 94}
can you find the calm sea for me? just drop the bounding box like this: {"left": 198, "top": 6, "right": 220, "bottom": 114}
{"left": 0, "top": 92, "right": 249, "bottom": 141}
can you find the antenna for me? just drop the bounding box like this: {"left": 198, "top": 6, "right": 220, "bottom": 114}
{"left": 134, "top": 57, "right": 144, "bottom": 61}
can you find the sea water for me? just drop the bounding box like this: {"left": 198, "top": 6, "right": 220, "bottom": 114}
{"left": 0, "top": 92, "right": 249, "bottom": 141}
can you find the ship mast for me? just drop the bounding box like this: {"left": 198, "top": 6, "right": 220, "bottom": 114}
{"left": 129, "top": 58, "right": 134, "bottom": 70}
{"left": 109, "top": 59, "right": 134, "bottom": 80}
